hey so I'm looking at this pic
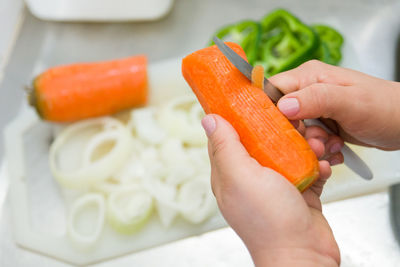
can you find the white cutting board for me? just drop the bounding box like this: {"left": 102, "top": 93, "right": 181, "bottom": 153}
{"left": 4, "top": 57, "right": 400, "bottom": 265}
{"left": 4, "top": 58, "right": 226, "bottom": 266}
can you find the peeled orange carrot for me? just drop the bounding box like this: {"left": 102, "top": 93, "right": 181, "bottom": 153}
{"left": 29, "top": 55, "right": 148, "bottom": 122}
{"left": 182, "top": 42, "right": 319, "bottom": 191}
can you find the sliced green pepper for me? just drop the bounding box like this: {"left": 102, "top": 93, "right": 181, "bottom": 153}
{"left": 207, "top": 9, "right": 344, "bottom": 76}
{"left": 312, "top": 24, "right": 344, "bottom": 65}
{"left": 208, "top": 20, "right": 262, "bottom": 65}
{"left": 258, "top": 9, "right": 319, "bottom": 76}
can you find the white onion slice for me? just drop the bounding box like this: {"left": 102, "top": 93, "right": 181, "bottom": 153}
{"left": 51, "top": 95, "right": 218, "bottom": 237}
{"left": 156, "top": 201, "right": 178, "bottom": 228}
{"left": 49, "top": 117, "right": 132, "bottom": 189}
{"left": 106, "top": 185, "right": 153, "bottom": 234}
{"left": 112, "top": 139, "right": 147, "bottom": 184}
{"left": 142, "top": 176, "right": 179, "bottom": 228}
{"left": 186, "top": 147, "right": 211, "bottom": 175}
{"left": 139, "top": 147, "right": 166, "bottom": 178}
{"left": 91, "top": 177, "right": 141, "bottom": 195}
{"left": 113, "top": 160, "right": 146, "bottom": 184}
{"left": 92, "top": 181, "right": 125, "bottom": 195}
{"left": 67, "top": 193, "right": 105, "bottom": 249}
{"left": 142, "top": 176, "right": 178, "bottom": 209}
{"left": 91, "top": 140, "right": 144, "bottom": 194}
{"left": 81, "top": 130, "right": 126, "bottom": 166}
{"left": 128, "top": 107, "right": 167, "bottom": 145}
{"left": 157, "top": 95, "right": 207, "bottom": 146}
{"left": 177, "top": 177, "right": 217, "bottom": 224}
{"left": 159, "top": 138, "right": 195, "bottom": 185}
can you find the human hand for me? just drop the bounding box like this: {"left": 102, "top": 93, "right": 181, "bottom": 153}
{"left": 201, "top": 114, "right": 340, "bottom": 267}
{"left": 270, "top": 60, "right": 400, "bottom": 151}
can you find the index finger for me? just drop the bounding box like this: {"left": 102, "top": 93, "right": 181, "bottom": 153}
{"left": 268, "top": 60, "right": 355, "bottom": 94}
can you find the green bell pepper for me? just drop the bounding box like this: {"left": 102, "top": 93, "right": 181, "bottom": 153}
{"left": 312, "top": 24, "right": 344, "bottom": 65}
{"left": 258, "top": 9, "right": 319, "bottom": 76}
{"left": 207, "top": 9, "right": 344, "bottom": 76}
{"left": 208, "top": 20, "right": 262, "bottom": 65}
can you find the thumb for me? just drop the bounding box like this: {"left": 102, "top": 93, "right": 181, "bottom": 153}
{"left": 277, "top": 83, "right": 351, "bottom": 122}
{"left": 201, "top": 114, "right": 257, "bottom": 175}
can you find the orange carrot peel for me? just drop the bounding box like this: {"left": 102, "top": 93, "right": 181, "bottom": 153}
{"left": 251, "top": 65, "right": 265, "bottom": 90}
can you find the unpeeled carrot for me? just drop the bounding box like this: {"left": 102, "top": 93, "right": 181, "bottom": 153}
{"left": 29, "top": 55, "right": 148, "bottom": 122}
{"left": 182, "top": 42, "right": 319, "bottom": 191}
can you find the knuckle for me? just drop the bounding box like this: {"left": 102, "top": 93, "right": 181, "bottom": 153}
{"left": 299, "top": 60, "right": 332, "bottom": 84}
{"left": 211, "top": 137, "right": 227, "bottom": 159}
{"left": 302, "top": 59, "right": 323, "bottom": 69}
{"left": 305, "top": 125, "right": 328, "bottom": 140}
{"left": 307, "top": 83, "right": 330, "bottom": 117}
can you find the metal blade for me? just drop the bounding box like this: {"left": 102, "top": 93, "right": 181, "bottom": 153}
{"left": 389, "top": 184, "right": 400, "bottom": 245}
{"left": 342, "top": 145, "right": 373, "bottom": 180}
{"left": 213, "top": 36, "right": 283, "bottom": 103}
{"left": 305, "top": 119, "right": 373, "bottom": 180}
{"left": 213, "top": 36, "right": 252, "bottom": 80}
{"left": 214, "top": 36, "right": 373, "bottom": 180}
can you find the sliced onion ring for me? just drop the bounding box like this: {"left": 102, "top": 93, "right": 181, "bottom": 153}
{"left": 82, "top": 130, "right": 126, "bottom": 166}
{"left": 157, "top": 95, "right": 207, "bottom": 146}
{"left": 106, "top": 185, "right": 153, "bottom": 234}
{"left": 177, "top": 177, "right": 217, "bottom": 224}
{"left": 91, "top": 178, "right": 131, "bottom": 195}
{"left": 67, "top": 193, "right": 105, "bottom": 249}
{"left": 142, "top": 176, "right": 180, "bottom": 228}
{"left": 49, "top": 117, "right": 132, "bottom": 189}
{"left": 127, "top": 107, "right": 166, "bottom": 145}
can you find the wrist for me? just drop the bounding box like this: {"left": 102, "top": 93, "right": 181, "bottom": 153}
{"left": 251, "top": 247, "right": 339, "bottom": 267}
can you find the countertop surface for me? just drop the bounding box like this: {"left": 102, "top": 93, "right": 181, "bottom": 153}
{"left": 1, "top": 0, "right": 400, "bottom": 266}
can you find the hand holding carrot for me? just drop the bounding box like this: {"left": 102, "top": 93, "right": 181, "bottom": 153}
{"left": 202, "top": 114, "right": 340, "bottom": 267}
{"left": 202, "top": 61, "right": 400, "bottom": 267}
{"left": 182, "top": 43, "right": 321, "bottom": 191}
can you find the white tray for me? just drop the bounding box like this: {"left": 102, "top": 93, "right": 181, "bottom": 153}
{"left": 24, "top": 0, "right": 175, "bottom": 22}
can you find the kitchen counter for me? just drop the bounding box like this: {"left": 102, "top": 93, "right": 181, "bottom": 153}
{"left": 1, "top": 0, "right": 400, "bottom": 266}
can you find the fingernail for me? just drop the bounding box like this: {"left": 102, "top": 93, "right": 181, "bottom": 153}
{"left": 278, "top": 98, "right": 300, "bottom": 117}
{"left": 329, "top": 158, "right": 341, "bottom": 166}
{"left": 330, "top": 143, "right": 343, "bottom": 154}
{"left": 201, "top": 115, "right": 216, "bottom": 137}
